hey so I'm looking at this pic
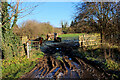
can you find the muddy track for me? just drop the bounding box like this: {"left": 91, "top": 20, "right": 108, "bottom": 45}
{"left": 20, "top": 42, "right": 110, "bottom": 79}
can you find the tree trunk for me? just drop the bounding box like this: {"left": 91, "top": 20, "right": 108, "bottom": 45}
{"left": 109, "top": 48, "right": 111, "bottom": 58}
{"left": 100, "top": 32, "right": 103, "bottom": 48}
{"left": 104, "top": 49, "right": 107, "bottom": 59}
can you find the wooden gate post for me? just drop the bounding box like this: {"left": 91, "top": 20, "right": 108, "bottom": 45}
{"left": 27, "top": 41, "right": 30, "bottom": 59}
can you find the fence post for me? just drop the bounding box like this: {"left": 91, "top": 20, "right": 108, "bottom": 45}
{"left": 27, "top": 41, "right": 30, "bottom": 59}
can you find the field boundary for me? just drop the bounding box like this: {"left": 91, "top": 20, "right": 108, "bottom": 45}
{"left": 79, "top": 34, "right": 101, "bottom": 48}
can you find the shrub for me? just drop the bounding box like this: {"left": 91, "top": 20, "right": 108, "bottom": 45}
{"left": 105, "top": 59, "right": 120, "bottom": 70}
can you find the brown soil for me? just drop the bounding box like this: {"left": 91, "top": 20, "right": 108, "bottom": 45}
{"left": 20, "top": 42, "right": 110, "bottom": 79}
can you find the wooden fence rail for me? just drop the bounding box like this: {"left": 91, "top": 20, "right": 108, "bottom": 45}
{"left": 79, "top": 34, "right": 101, "bottom": 48}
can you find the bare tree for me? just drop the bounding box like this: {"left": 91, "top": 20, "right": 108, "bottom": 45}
{"left": 61, "top": 21, "right": 68, "bottom": 34}
{"left": 75, "top": 2, "right": 120, "bottom": 59}
{"left": 75, "top": 2, "right": 119, "bottom": 44}
{"left": 1, "top": 0, "right": 39, "bottom": 59}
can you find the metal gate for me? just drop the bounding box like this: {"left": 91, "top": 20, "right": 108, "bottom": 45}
{"left": 27, "top": 40, "right": 41, "bottom": 58}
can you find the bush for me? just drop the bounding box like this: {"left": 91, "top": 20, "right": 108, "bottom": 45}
{"left": 105, "top": 59, "right": 120, "bottom": 70}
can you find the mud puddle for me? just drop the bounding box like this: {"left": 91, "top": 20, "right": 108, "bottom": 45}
{"left": 21, "top": 42, "right": 109, "bottom": 79}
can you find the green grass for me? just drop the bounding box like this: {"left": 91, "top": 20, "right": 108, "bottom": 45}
{"left": 58, "top": 33, "right": 100, "bottom": 38}
{"left": 58, "top": 33, "right": 84, "bottom": 38}
{"left": 2, "top": 51, "right": 44, "bottom": 78}
{"left": 76, "top": 47, "right": 120, "bottom": 79}
{"left": 78, "top": 47, "right": 120, "bottom": 70}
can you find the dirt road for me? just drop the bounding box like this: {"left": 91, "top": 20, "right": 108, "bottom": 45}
{"left": 20, "top": 41, "right": 110, "bottom": 79}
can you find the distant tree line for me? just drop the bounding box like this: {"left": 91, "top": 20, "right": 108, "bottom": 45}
{"left": 13, "top": 20, "right": 61, "bottom": 39}
{"left": 61, "top": 21, "right": 68, "bottom": 34}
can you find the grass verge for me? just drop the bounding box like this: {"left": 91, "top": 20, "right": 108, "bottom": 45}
{"left": 2, "top": 50, "right": 44, "bottom": 78}
{"left": 75, "top": 47, "right": 120, "bottom": 79}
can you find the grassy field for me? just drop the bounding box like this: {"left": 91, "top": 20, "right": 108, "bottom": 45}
{"left": 58, "top": 33, "right": 101, "bottom": 41}
{"left": 58, "top": 33, "right": 84, "bottom": 38}
{"left": 58, "top": 33, "right": 100, "bottom": 38}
